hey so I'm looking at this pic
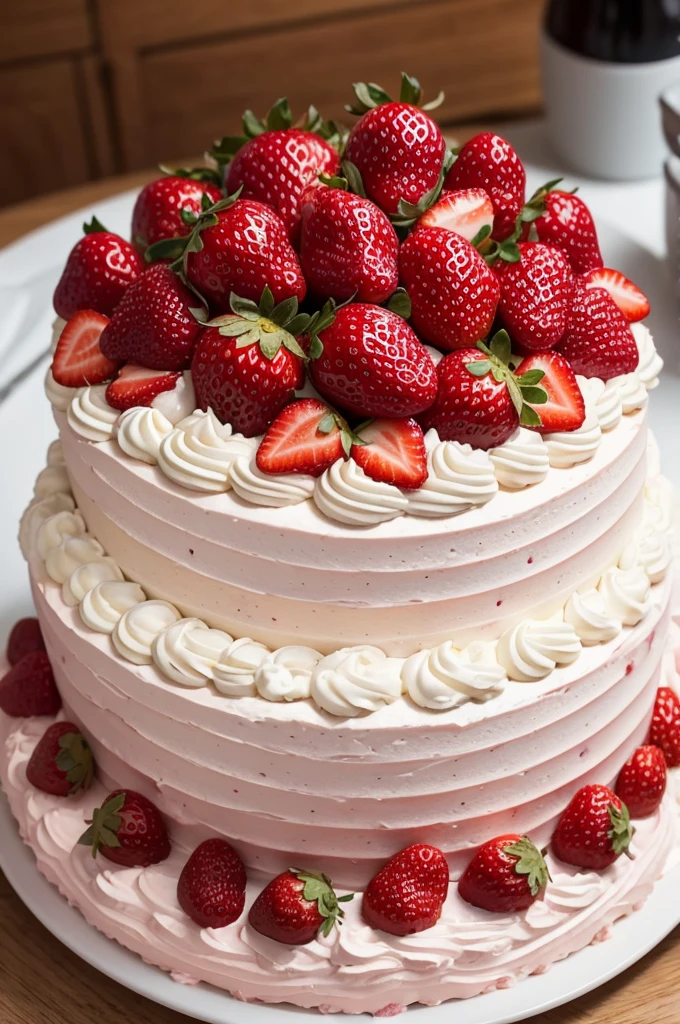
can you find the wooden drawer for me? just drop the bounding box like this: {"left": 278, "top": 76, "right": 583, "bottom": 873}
{"left": 0, "top": 0, "right": 91, "bottom": 64}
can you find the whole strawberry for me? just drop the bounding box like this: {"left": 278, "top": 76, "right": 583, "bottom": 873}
{"left": 615, "top": 745, "right": 667, "bottom": 818}
{"left": 99, "top": 263, "right": 202, "bottom": 370}
{"left": 0, "top": 652, "right": 61, "bottom": 717}
{"left": 53, "top": 217, "right": 144, "bottom": 320}
{"left": 557, "top": 281, "right": 639, "bottom": 380}
{"left": 551, "top": 784, "right": 634, "bottom": 870}
{"left": 524, "top": 185, "right": 603, "bottom": 274}
{"left": 178, "top": 838, "right": 247, "bottom": 928}
{"left": 362, "top": 843, "right": 449, "bottom": 936}
{"left": 399, "top": 228, "right": 500, "bottom": 351}
{"left": 299, "top": 182, "right": 399, "bottom": 303}
{"left": 458, "top": 834, "right": 550, "bottom": 913}
{"left": 308, "top": 301, "right": 437, "bottom": 419}
{"left": 444, "top": 132, "right": 526, "bottom": 240}
{"left": 419, "top": 331, "right": 548, "bottom": 449}
{"left": 78, "top": 789, "right": 170, "bottom": 867}
{"left": 6, "top": 617, "right": 45, "bottom": 666}
{"left": 26, "top": 721, "right": 94, "bottom": 796}
{"left": 218, "top": 99, "right": 340, "bottom": 242}
{"left": 344, "top": 74, "right": 446, "bottom": 217}
{"left": 191, "top": 288, "right": 305, "bottom": 436}
{"left": 496, "top": 242, "right": 573, "bottom": 351}
{"left": 249, "top": 868, "right": 353, "bottom": 945}
{"left": 649, "top": 686, "right": 680, "bottom": 768}
{"left": 132, "top": 173, "right": 222, "bottom": 253}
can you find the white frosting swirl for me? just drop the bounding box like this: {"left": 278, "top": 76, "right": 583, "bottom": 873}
{"left": 67, "top": 386, "right": 119, "bottom": 442}
{"left": 63, "top": 559, "right": 124, "bottom": 607}
{"left": 497, "top": 617, "right": 582, "bottom": 681}
{"left": 80, "top": 581, "right": 146, "bottom": 634}
{"left": 314, "top": 460, "right": 408, "bottom": 526}
{"left": 117, "top": 406, "right": 173, "bottom": 465}
{"left": 50, "top": 316, "right": 66, "bottom": 352}
{"left": 255, "top": 646, "right": 322, "bottom": 702}
{"left": 489, "top": 428, "right": 550, "bottom": 490}
{"left": 594, "top": 379, "right": 623, "bottom": 432}
{"left": 19, "top": 493, "right": 76, "bottom": 558}
{"left": 407, "top": 438, "right": 498, "bottom": 516}
{"left": 310, "top": 646, "right": 404, "bottom": 717}
{"left": 564, "top": 589, "right": 622, "bottom": 646}
{"left": 47, "top": 440, "right": 65, "bottom": 466}
{"left": 112, "top": 600, "right": 181, "bottom": 665}
{"left": 212, "top": 637, "right": 271, "bottom": 697}
{"left": 44, "top": 367, "right": 77, "bottom": 411}
{"left": 157, "top": 409, "right": 256, "bottom": 493}
{"left": 152, "top": 618, "right": 233, "bottom": 687}
{"left": 544, "top": 381, "right": 602, "bottom": 468}
{"left": 619, "top": 526, "right": 672, "bottom": 585}
{"left": 644, "top": 475, "right": 676, "bottom": 536}
{"left": 403, "top": 640, "right": 506, "bottom": 711}
{"left": 45, "top": 535, "right": 107, "bottom": 584}
{"left": 36, "top": 510, "right": 85, "bottom": 560}
{"left": 598, "top": 566, "right": 651, "bottom": 626}
{"left": 151, "top": 372, "right": 196, "bottom": 425}
{"left": 632, "top": 323, "right": 663, "bottom": 390}
{"left": 33, "top": 464, "right": 71, "bottom": 500}
{"left": 611, "top": 373, "right": 648, "bottom": 414}
{"left": 229, "top": 457, "right": 315, "bottom": 508}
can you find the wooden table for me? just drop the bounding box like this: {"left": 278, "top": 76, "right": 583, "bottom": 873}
{"left": 0, "top": 173, "right": 679, "bottom": 1024}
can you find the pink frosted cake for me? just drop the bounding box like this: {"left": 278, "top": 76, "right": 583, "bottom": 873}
{"left": 1, "top": 76, "right": 679, "bottom": 1015}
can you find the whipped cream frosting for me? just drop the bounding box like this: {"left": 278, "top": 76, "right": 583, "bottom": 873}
{"left": 310, "top": 646, "right": 404, "bottom": 716}
{"left": 50, "top": 315, "right": 66, "bottom": 351}
{"left": 593, "top": 379, "right": 623, "bottom": 432}
{"left": 67, "top": 386, "right": 119, "bottom": 442}
{"left": 564, "top": 589, "right": 622, "bottom": 646}
{"left": 612, "top": 374, "right": 648, "bottom": 415}
{"left": 598, "top": 566, "right": 651, "bottom": 626}
{"left": 255, "top": 646, "right": 322, "bottom": 702}
{"left": 80, "top": 580, "right": 146, "bottom": 633}
{"left": 632, "top": 322, "right": 663, "bottom": 390}
{"left": 152, "top": 617, "right": 234, "bottom": 686}
{"left": 45, "top": 535, "right": 106, "bottom": 584}
{"left": 112, "top": 599, "right": 181, "bottom": 664}
{"left": 151, "top": 372, "right": 196, "bottom": 425}
{"left": 19, "top": 493, "right": 76, "bottom": 558}
{"left": 117, "top": 406, "right": 173, "bottom": 465}
{"left": 157, "top": 410, "right": 256, "bottom": 493}
{"left": 47, "top": 439, "right": 65, "bottom": 466}
{"left": 33, "top": 463, "right": 70, "bottom": 500}
{"left": 314, "top": 459, "right": 408, "bottom": 525}
{"left": 489, "top": 428, "right": 550, "bottom": 490}
{"left": 408, "top": 435, "right": 498, "bottom": 516}
{"left": 213, "top": 637, "right": 271, "bottom": 697}
{"left": 403, "top": 640, "right": 507, "bottom": 710}
{"left": 229, "top": 457, "right": 315, "bottom": 507}
{"left": 497, "top": 617, "right": 582, "bottom": 681}
{"left": 36, "top": 509, "right": 85, "bottom": 560}
{"left": 544, "top": 378, "right": 603, "bottom": 468}
{"left": 62, "top": 558, "right": 124, "bottom": 607}
{"left": 44, "top": 367, "right": 77, "bottom": 412}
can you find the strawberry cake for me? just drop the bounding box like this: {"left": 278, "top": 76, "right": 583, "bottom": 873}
{"left": 2, "top": 75, "right": 679, "bottom": 1016}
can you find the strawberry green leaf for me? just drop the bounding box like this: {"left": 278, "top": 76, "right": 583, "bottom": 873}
{"left": 145, "top": 236, "right": 188, "bottom": 263}
{"left": 319, "top": 172, "right": 349, "bottom": 190}
{"left": 265, "top": 97, "right": 293, "bottom": 132}
{"left": 466, "top": 360, "right": 491, "bottom": 377}
{"left": 386, "top": 288, "right": 412, "bottom": 320}
{"left": 520, "top": 404, "right": 543, "bottom": 428}
{"left": 286, "top": 313, "right": 312, "bottom": 337}
{"left": 422, "top": 90, "right": 445, "bottom": 112}
{"left": 309, "top": 335, "right": 324, "bottom": 360}
{"left": 180, "top": 208, "right": 199, "bottom": 226}
{"left": 258, "top": 333, "right": 283, "bottom": 360}
{"left": 302, "top": 104, "right": 323, "bottom": 133}
{"left": 230, "top": 293, "right": 261, "bottom": 319}
{"left": 270, "top": 295, "right": 298, "bottom": 327}
{"left": 78, "top": 791, "right": 125, "bottom": 857}
{"left": 318, "top": 413, "right": 336, "bottom": 435}
{"left": 293, "top": 869, "right": 354, "bottom": 937}
{"left": 259, "top": 286, "right": 275, "bottom": 318}
{"left": 209, "top": 135, "right": 248, "bottom": 166}
{"left": 517, "top": 368, "right": 545, "bottom": 386}
{"left": 281, "top": 334, "right": 307, "bottom": 360}
{"left": 499, "top": 240, "right": 521, "bottom": 262}
{"left": 520, "top": 385, "right": 548, "bottom": 405}
{"left": 504, "top": 836, "right": 551, "bottom": 897}
{"left": 83, "top": 215, "right": 107, "bottom": 234}
{"left": 608, "top": 801, "right": 635, "bottom": 857}
{"left": 216, "top": 319, "right": 258, "bottom": 338}
{"left": 472, "top": 224, "right": 492, "bottom": 249}
{"left": 235, "top": 327, "right": 262, "bottom": 349}
{"left": 346, "top": 81, "right": 392, "bottom": 115}
{"left": 488, "top": 330, "right": 512, "bottom": 366}
{"left": 341, "top": 160, "right": 366, "bottom": 198}
{"left": 399, "top": 72, "right": 423, "bottom": 106}
{"left": 56, "top": 732, "right": 95, "bottom": 795}
{"left": 242, "top": 109, "right": 266, "bottom": 138}
{"left": 506, "top": 375, "right": 524, "bottom": 417}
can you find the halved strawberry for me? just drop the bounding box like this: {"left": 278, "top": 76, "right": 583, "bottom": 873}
{"left": 582, "top": 267, "right": 650, "bottom": 323}
{"left": 105, "top": 364, "right": 182, "bottom": 411}
{"left": 516, "top": 351, "right": 585, "bottom": 434}
{"left": 417, "top": 188, "right": 494, "bottom": 243}
{"left": 51, "top": 310, "right": 119, "bottom": 388}
{"left": 351, "top": 418, "right": 427, "bottom": 490}
{"left": 255, "top": 398, "right": 354, "bottom": 478}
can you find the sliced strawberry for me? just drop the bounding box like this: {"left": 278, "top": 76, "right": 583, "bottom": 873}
{"left": 516, "top": 351, "right": 585, "bottom": 434}
{"left": 255, "top": 399, "right": 349, "bottom": 477}
{"left": 351, "top": 418, "right": 427, "bottom": 490}
{"left": 582, "top": 267, "right": 650, "bottom": 323}
{"left": 417, "top": 188, "right": 494, "bottom": 242}
{"left": 51, "top": 310, "right": 119, "bottom": 388}
{"left": 105, "top": 364, "right": 182, "bottom": 412}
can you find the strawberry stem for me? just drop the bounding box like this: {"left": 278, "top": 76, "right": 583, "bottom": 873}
{"left": 291, "top": 868, "right": 354, "bottom": 937}
{"left": 55, "top": 731, "right": 95, "bottom": 795}
{"left": 77, "top": 791, "right": 125, "bottom": 858}
{"left": 504, "top": 836, "right": 551, "bottom": 896}
{"left": 465, "top": 331, "right": 547, "bottom": 428}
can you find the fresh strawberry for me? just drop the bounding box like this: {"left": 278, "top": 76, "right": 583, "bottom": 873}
{"left": 131, "top": 173, "right": 223, "bottom": 254}
{"left": 256, "top": 399, "right": 358, "bottom": 477}
{"left": 191, "top": 289, "right": 305, "bottom": 436}
{"left": 344, "top": 74, "right": 446, "bottom": 218}
{"left": 6, "top": 617, "right": 45, "bottom": 666}
{"left": 249, "top": 868, "right": 353, "bottom": 945}
{"left": 99, "top": 263, "right": 202, "bottom": 371}
{"left": 0, "top": 651, "right": 61, "bottom": 717}
{"left": 26, "top": 721, "right": 94, "bottom": 796}
{"left": 649, "top": 686, "right": 680, "bottom": 768}
{"left": 298, "top": 182, "right": 399, "bottom": 303}
{"left": 524, "top": 185, "right": 603, "bottom": 274}
{"left": 177, "top": 838, "right": 247, "bottom": 928}
{"left": 557, "top": 281, "right": 639, "bottom": 380}
{"left": 53, "top": 217, "right": 144, "bottom": 320}
{"left": 105, "top": 364, "right": 181, "bottom": 411}
{"left": 308, "top": 301, "right": 437, "bottom": 419}
{"left": 615, "top": 745, "right": 667, "bottom": 818}
{"left": 551, "top": 784, "right": 634, "bottom": 869}
{"left": 78, "top": 789, "right": 170, "bottom": 867}
{"left": 419, "top": 331, "right": 548, "bottom": 449}
{"left": 495, "top": 242, "right": 573, "bottom": 350}
{"left": 362, "top": 843, "right": 449, "bottom": 936}
{"left": 444, "top": 132, "right": 526, "bottom": 241}
{"left": 458, "top": 834, "right": 550, "bottom": 913}
{"left": 51, "top": 310, "right": 119, "bottom": 388}
{"left": 515, "top": 351, "right": 585, "bottom": 433}
{"left": 417, "top": 187, "right": 494, "bottom": 242}
{"left": 582, "top": 267, "right": 650, "bottom": 323}
{"left": 399, "top": 228, "right": 500, "bottom": 351}
{"left": 351, "top": 418, "right": 427, "bottom": 490}
{"left": 216, "top": 99, "right": 340, "bottom": 242}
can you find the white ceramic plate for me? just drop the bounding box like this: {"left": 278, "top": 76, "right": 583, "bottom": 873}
{"left": 0, "top": 149, "right": 679, "bottom": 1021}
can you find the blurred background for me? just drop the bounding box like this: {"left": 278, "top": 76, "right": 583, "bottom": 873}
{"left": 1, "top": 0, "right": 545, "bottom": 208}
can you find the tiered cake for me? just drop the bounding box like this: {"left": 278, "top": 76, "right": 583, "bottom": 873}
{"left": 1, "top": 77, "right": 678, "bottom": 1016}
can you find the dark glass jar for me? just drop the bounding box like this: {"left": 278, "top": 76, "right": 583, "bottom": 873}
{"left": 545, "top": 0, "right": 680, "bottom": 64}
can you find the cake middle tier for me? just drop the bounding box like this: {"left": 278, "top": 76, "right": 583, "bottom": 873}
{"left": 57, "top": 407, "right": 647, "bottom": 656}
